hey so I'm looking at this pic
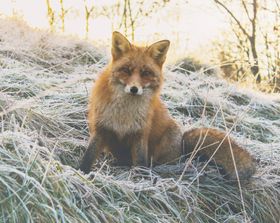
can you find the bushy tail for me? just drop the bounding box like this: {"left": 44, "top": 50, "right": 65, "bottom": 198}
{"left": 182, "top": 128, "right": 256, "bottom": 180}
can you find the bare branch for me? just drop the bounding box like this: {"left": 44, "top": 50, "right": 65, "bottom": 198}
{"left": 241, "top": 0, "right": 252, "bottom": 22}
{"left": 214, "top": 0, "right": 250, "bottom": 38}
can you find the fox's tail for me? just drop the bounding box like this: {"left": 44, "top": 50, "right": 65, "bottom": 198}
{"left": 182, "top": 128, "right": 256, "bottom": 180}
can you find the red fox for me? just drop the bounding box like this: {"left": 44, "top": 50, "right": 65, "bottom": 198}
{"left": 79, "top": 31, "right": 256, "bottom": 180}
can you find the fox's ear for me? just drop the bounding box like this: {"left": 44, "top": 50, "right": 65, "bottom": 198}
{"left": 112, "top": 31, "right": 131, "bottom": 60}
{"left": 147, "top": 40, "right": 170, "bottom": 66}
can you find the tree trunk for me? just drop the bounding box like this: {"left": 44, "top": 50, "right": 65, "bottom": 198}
{"left": 46, "top": 0, "right": 55, "bottom": 31}
{"left": 249, "top": 37, "right": 261, "bottom": 83}
{"left": 59, "top": 0, "right": 65, "bottom": 32}
{"left": 250, "top": 0, "right": 261, "bottom": 83}
{"left": 86, "top": 12, "right": 89, "bottom": 39}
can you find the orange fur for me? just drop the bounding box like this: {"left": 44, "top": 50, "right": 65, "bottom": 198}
{"left": 79, "top": 32, "right": 256, "bottom": 180}
{"left": 183, "top": 128, "right": 256, "bottom": 180}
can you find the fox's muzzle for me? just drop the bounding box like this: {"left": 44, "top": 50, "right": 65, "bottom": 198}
{"left": 124, "top": 85, "right": 143, "bottom": 95}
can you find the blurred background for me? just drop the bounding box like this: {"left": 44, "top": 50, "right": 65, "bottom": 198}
{"left": 0, "top": 0, "right": 279, "bottom": 93}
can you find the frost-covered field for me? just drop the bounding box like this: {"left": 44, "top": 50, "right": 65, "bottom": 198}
{"left": 0, "top": 18, "right": 280, "bottom": 223}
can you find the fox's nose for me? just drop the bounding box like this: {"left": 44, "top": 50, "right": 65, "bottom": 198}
{"left": 130, "top": 86, "right": 138, "bottom": 94}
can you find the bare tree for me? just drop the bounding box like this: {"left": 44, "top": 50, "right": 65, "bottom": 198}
{"left": 118, "top": 0, "right": 170, "bottom": 41}
{"left": 120, "top": 0, "right": 130, "bottom": 39}
{"left": 59, "top": 0, "right": 69, "bottom": 32}
{"left": 214, "top": 0, "right": 261, "bottom": 83}
{"left": 84, "top": 0, "right": 95, "bottom": 39}
{"left": 98, "top": 0, "right": 169, "bottom": 41}
{"left": 260, "top": 0, "right": 280, "bottom": 91}
{"left": 46, "top": 0, "right": 55, "bottom": 31}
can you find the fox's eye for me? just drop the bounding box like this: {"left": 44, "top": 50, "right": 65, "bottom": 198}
{"left": 141, "top": 70, "right": 153, "bottom": 77}
{"left": 119, "top": 66, "right": 131, "bottom": 74}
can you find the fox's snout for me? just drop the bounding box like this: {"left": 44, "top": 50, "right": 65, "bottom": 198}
{"left": 124, "top": 84, "right": 143, "bottom": 95}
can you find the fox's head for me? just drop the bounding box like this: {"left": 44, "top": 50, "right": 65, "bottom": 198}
{"left": 110, "top": 31, "right": 170, "bottom": 96}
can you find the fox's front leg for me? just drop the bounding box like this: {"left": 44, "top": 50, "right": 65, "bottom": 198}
{"left": 131, "top": 138, "right": 148, "bottom": 167}
{"left": 79, "top": 135, "right": 103, "bottom": 174}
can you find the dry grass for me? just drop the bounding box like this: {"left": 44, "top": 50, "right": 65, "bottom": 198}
{"left": 0, "top": 18, "right": 280, "bottom": 223}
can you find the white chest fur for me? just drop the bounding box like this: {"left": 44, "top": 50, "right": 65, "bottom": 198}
{"left": 97, "top": 92, "right": 151, "bottom": 138}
